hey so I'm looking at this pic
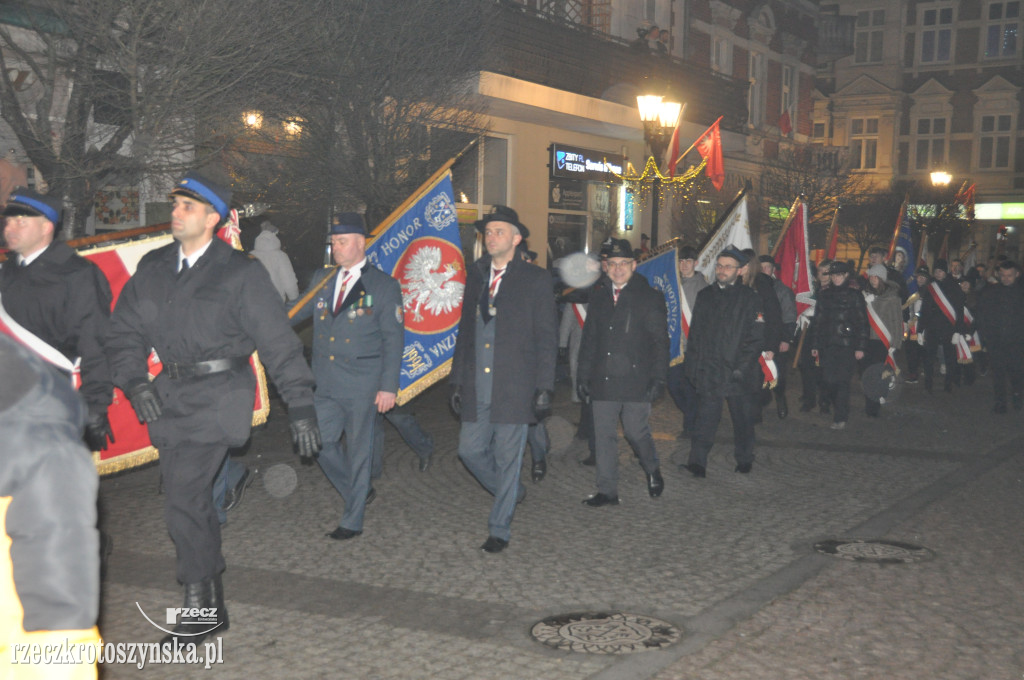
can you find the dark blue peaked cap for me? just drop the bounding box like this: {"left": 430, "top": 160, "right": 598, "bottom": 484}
{"left": 171, "top": 171, "right": 232, "bottom": 220}
{"left": 4, "top": 187, "right": 61, "bottom": 224}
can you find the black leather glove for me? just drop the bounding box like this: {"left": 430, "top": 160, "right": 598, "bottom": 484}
{"left": 533, "top": 388, "right": 553, "bottom": 420}
{"left": 289, "top": 406, "right": 321, "bottom": 461}
{"left": 84, "top": 411, "right": 115, "bottom": 451}
{"left": 576, "top": 382, "right": 591, "bottom": 404}
{"left": 126, "top": 378, "right": 162, "bottom": 424}
{"left": 644, "top": 379, "right": 666, "bottom": 403}
{"left": 449, "top": 387, "right": 462, "bottom": 419}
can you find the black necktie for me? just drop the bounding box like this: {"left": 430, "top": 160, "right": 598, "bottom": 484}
{"left": 178, "top": 260, "right": 189, "bottom": 279}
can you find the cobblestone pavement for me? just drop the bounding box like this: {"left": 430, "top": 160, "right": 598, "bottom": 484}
{"left": 94, "top": 368, "right": 1024, "bottom": 679}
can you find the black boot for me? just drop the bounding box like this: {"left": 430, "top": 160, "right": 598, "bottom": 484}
{"left": 776, "top": 394, "right": 788, "bottom": 419}
{"left": 161, "top": 576, "right": 228, "bottom": 646}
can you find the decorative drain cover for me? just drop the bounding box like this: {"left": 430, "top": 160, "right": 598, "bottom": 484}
{"left": 530, "top": 611, "right": 681, "bottom": 654}
{"left": 814, "top": 539, "right": 934, "bottom": 564}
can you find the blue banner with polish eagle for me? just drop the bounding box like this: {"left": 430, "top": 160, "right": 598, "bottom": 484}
{"left": 365, "top": 171, "right": 465, "bottom": 404}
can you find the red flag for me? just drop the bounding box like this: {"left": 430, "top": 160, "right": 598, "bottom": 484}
{"left": 778, "top": 109, "right": 792, "bottom": 136}
{"left": 695, "top": 117, "right": 725, "bottom": 191}
{"left": 775, "top": 200, "right": 813, "bottom": 314}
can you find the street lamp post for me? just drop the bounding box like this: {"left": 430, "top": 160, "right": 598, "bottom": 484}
{"left": 636, "top": 94, "right": 682, "bottom": 248}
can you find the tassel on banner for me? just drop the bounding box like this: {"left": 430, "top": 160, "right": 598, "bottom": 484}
{"left": 760, "top": 352, "right": 778, "bottom": 389}
{"left": 952, "top": 333, "right": 973, "bottom": 364}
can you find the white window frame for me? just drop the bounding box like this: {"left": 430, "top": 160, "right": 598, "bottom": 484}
{"left": 917, "top": 3, "right": 955, "bottom": 65}
{"left": 781, "top": 65, "right": 794, "bottom": 114}
{"left": 983, "top": 0, "right": 1019, "bottom": 59}
{"left": 913, "top": 117, "right": 948, "bottom": 171}
{"left": 977, "top": 113, "right": 1014, "bottom": 170}
{"left": 850, "top": 117, "right": 879, "bottom": 170}
{"left": 854, "top": 9, "right": 886, "bottom": 64}
{"left": 711, "top": 36, "right": 733, "bottom": 74}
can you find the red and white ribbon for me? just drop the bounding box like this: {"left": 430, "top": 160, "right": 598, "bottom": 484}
{"left": 928, "top": 281, "right": 957, "bottom": 326}
{"left": 759, "top": 352, "right": 778, "bottom": 388}
{"left": 866, "top": 300, "right": 897, "bottom": 371}
{"left": 572, "top": 302, "right": 587, "bottom": 328}
{"left": 952, "top": 332, "right": 973, "bottom": 364}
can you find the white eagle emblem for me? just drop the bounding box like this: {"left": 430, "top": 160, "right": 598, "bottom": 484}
{"left": 402, "top": 246, "right": 464, "bottom": 322}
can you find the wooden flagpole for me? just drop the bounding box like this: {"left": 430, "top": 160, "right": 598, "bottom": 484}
{"left": 770, "top": 195, "right": 804, "bottom": 258}
{"left": 288, "top": 137, "right": 481, "bottom": 319}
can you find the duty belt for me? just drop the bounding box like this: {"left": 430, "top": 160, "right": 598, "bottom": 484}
{"left": 162, "top": 356, "right": 250, "bottom": 379}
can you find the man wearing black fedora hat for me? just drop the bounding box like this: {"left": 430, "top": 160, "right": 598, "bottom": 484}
{"left": 576, "top": 238, "right": 668, "bottom": 506}
{"left": 450, "top": 206, "right": 557, "bottom": 553}
{"left": 107, "top": 171, "right": 320, "bottom": 645}
{"left": 292, "top": 211, "right": 405, "bottom": 541}
{"left": 1, "top": 186, "right": 116, "bottom": 452}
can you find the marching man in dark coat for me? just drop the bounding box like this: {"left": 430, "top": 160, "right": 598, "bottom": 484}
{"left": 0, "top": 187, "right": 115, "bottom": 451}
{"left": 809, "top": 261, "right": 868, "bottom": 430}
{"left": 449, "top": 206, "right": 557, "bottom": 553}
{"left": 107, "top": 172, "right": 320, "bottom": 645}
{"left": 576, "top": 238, "right": 668, "bottom": 506}
{"left": 292, "top": 212, "right": 405, "bottom": 541}
{"left": 682, "top": 246, "right": 765, "bottom": 478}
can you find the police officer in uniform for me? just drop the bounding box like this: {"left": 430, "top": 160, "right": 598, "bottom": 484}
{"left": 106, "top": 172, "right": 320, "bottom": 644}
{"left": 0, "top": 188, "right": 115, "bottom": 451}
{"left": 449, "top": 206, "right": 557, "bottom": 553}
{"left": 292, "top": 212, "right": 405, "bottom": 541}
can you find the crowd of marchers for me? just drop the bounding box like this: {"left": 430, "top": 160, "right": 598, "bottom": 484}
{"left": 3, "top": 186, "right": 1023, "bottom": 679}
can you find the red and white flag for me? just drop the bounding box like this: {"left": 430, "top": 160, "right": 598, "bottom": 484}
{"left": 774, "top": 199, "right": 813, "bottom": 315}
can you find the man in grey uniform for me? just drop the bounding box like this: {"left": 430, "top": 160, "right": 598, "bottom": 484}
{"left": 292, "top": 212, "right": 405, "bottom": 541}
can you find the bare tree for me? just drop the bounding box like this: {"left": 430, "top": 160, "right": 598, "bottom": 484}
{"left": 0, "top": 0, "right": 308, "bottom": 235}
{"left": 224, "top": 0, "right": 492, "bottom": 239}
{"left": 839, "top": 191, "right": 904, "bottom": 270}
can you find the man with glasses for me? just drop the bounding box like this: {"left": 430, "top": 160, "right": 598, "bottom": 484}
{"left": 681, "top": 246, "right": 765, "bottom": 478}
{"left": 576, "top": 238, "right": 668, "bottom": 506}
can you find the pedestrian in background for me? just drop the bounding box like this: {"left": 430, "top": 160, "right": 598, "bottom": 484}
{"left": 251, "top": 220, "right": 299, "bottom": 303}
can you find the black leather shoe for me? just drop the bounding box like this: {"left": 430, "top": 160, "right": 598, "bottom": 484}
{"left": 418, "top": 454, "right": 432, "bottom": 472}
{"left": 735, "top": 462, "right": 752, "bottom": 473}
{"left": 222, "top": 466, "right": 254, "bottom": 513}
{"left": 582, "top": 493, "right": 620, "bottom": 507}
{"left": 326, "top": 527, "right": 362, "bottom": 541}
{"left": 580, "top": 453, "right": 596, "bottom": 466}
{"left": 647, "top": 469, "right": 664, "bottom": 497}
{"left": 365, "top": 487, "right": 376, "bottom": 506}
{"left": 777, "top": 396, "right": 788, "bottom": 419}
{"left": 480, "top": 536, "right": 508, "bottom": 553}
{"left": 682, "top": 463, "right": 706, "bottom": 478}
{"left": 531, "top": 459, "right": 547, "bottom": 482}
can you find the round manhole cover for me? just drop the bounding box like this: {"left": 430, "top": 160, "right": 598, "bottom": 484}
{"left": 814, "top": 539, "right": 934, "bottom": 564}
{"left": 530, "top": 611, "right": 681, "bottom": 654}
